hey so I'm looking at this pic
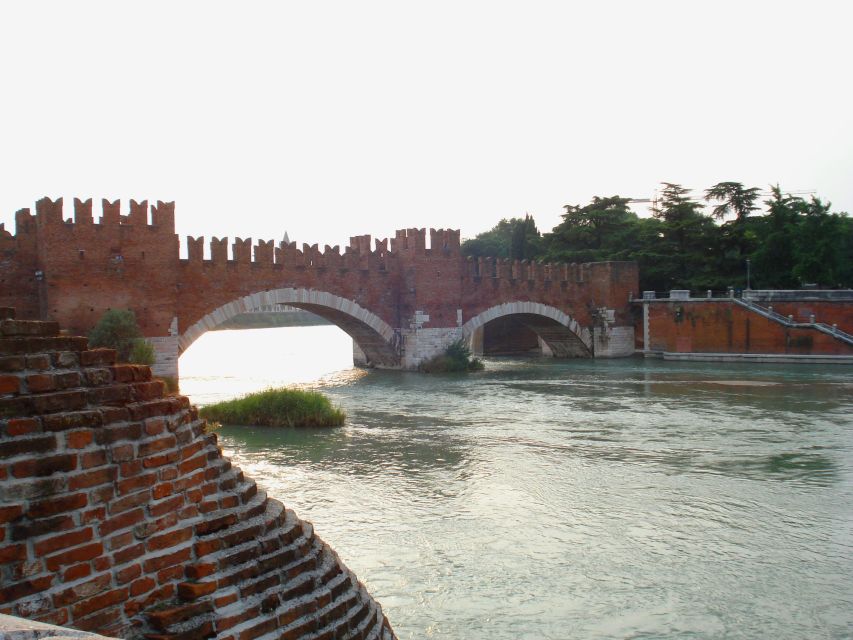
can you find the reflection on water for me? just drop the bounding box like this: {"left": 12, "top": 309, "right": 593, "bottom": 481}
{"left": 181, "top": 326, "right": 853, "bottom": 640}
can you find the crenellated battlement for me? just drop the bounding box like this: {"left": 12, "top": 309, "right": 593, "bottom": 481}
{"left": 9, "top": 197, "right": 176, "bottom": 234}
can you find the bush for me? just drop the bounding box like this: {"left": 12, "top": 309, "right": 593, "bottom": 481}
{"left": 128, "top": 338, "right": 155, "bottom": 365}
{"left": 89, "top": 309, "right": 145, "bottom": 362}
{"left": 419, "top": 339, "right": 484, "bottom": 373}
{"left": 156, "top": 376, "right": 180, "bottom": 394}
{"left": 199, "top": 388, "right": 346, "bottom": 428}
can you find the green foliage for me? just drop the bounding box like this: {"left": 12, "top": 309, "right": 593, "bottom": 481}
{"left": 544, "top": 196, "right": 639, "bottom": 263}
{"left": 419, "top": 339, "right": 484, "bottom": 373}
{"left": 472, "top": 181, "right": 852, "bottom": 293}
{"left": 462, "top": 214, "right": 542, "bottom": 260}
{"left": 199, "top": 388, "right": 346, "bottom": 428}
{"left": 156, "top": 376, "right": 180, "bottom": 394}
{"left": 128, "top": 339, "right": 155, "bottom": 365}
{"left": 704, "top": 182, "right": 761, "bottom": 221}
{"left": 89, "top": 309, "right": 145, "bottom": 362}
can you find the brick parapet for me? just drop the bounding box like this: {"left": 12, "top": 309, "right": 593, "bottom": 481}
{"left": 0, "top": 315, "right": 395, "bottom": 639}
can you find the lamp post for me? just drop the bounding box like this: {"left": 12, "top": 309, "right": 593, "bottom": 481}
{"left": 746, "top": 258, "right": 751, "bottom": 291}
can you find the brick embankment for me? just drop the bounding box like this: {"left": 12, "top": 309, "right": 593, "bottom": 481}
{"left": 0, "top": 307, "right": 395, "bottom": 640}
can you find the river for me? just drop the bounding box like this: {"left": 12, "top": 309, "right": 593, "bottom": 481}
{"left": 179, "top": 326, "right": 853, "bottom": 639}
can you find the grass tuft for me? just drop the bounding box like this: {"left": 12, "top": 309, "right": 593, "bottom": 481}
{"left": 199, "top": 387, "right": 345, "bottom": 428}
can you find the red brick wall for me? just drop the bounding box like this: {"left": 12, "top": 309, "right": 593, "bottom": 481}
{"left": 645, "top": 301, "right": 853, "bottom": 356}
{"left": 0, "top": 310, "right": 395, "bottom": 639}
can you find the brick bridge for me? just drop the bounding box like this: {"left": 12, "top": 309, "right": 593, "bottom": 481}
{"left": 1, "top": 198, "right": 638, "bottom": 378}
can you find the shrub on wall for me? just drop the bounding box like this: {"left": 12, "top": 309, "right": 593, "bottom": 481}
{"left": 89, "top": 309, "right": 151, "bottom": 363}
{"left": 420, "top": 339, "right": 485, "bottom": 373}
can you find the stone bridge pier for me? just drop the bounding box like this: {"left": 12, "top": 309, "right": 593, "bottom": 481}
{"left": 0, "top": 198, "right": 639, "bottom": 379}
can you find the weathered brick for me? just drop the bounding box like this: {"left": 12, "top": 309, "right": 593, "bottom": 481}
{"left": 152, "top": 482, "right": 173, "bottom": 500}
{"left": 117, "top": 469, "right": 156, "bottom": 493}
{"left": 0, "top": 505, "right": 23, "bottom": 524}
{"left": 195, "top": 513, "right": 237, "bottom": 536}
{"left": 31, "top": 390, "right": 87, "bottom": 414}
{"left": 94, "top": 422, "right": 142, "bottom": 445}
{"left": 72, "top": 586, "right": 128, "bottom": 619}
{"left": 143, "top": 546, "right": 192, "bottom": 573}
{"left": 12, "top": 453, "right": 77, "bottom": 478}
{"left": 66, "top": 429, "right": 93, "bottom": 448}
{"left": 142, "top": 449, "right": 179, "bottom": 469}
{"left": 179, "top": 453, "right": 207, "bottom": 475}
{"left": 28, "top": 493, "right": 88, "bottom": 519}
{"left": 87, "top": 384, "right": 132, "bottom": 406}
{"left": 54, "top": 371, "right": 82, "bottom": 389}
{"left": 45, "top": 541, "right": 103, "bottom": 571}
{"left": 109, "top": 489, "right": 151, "bottom": 515}
{"left": 25, "top": 373, "right": 55, "bottom": 393}
{"left": 52, "top": 351, "right": 78, "bottom": 368}
{"left": 10, "top": 515, "right": 73, "bottom": 541}
{"left": 147, "top": 525, "right": 194, "bottom": 552}
{"left": 80, "top": 449, "right": 107, "bottom": 469}
{"left": 99, "top": 508, "right": 145, "bottom": 536}
{"left": 110, "top": 365, "right": 135, "bottom": 383}
{"left": 0, "top": 543, "right": 27, "bottom": 563}
{"left": 0, "top": 320, "right": 59, "bottom": 337}
{"left": 0, "top": 575, "right": 54, "bottom": 603}
{"left": 132, "top": 380, "right": 165, "bottom": 401}
{"left": 129, "top": 576, "right": 155, "bottom": 597}
{"left": 115, "top": 563, "right": 141, "bottom": 584}
{"left": 111, "top": 443, "right": 135, "bottom": 462}
{"left": 138, "top": 435, "right": 177, "bottom": 457}
{"left": 177, "top": 580, "right": 217, "bottom": 601}
{"left": 0, "top": 434, "right": 56, "bottom": 458}
{"left": 149, "top": 494, "right": 184, "bottom": 518}
{"left": 34, "top": 527, "right": 93, "bottom": 556}
{"left": 63, "top": 562, "right": 92, "bottom": 581}
{"left": 84, "top": 367, "right": 112, "bottom": 386}
{"left": 144, "top": 417, "right": 166, "bottom": 436}
{"left": 80, "top": 348, "right": 116, "bottom": 366}
{"left": 68, "top": 466, "right": 117, "bottom": 490}
{"left": 0, "top": 375, "right": 20, "bottom": 394}
{"left": 147, "top": 600, "right": 215, "bottom": 632}
{"left": 114, "top": 542, "right": 145, "bottom": 565}
{"left": 6, "top": 417, "right": 40, "bottom": 436}
{"left": 25, "top": 354, "right": 50, "bottom": 370}
{"left": 42, "top": 410, "right": 102, "bottom": 432}
{"left": 0, "top": 356, "right": 25, "bottom": 372}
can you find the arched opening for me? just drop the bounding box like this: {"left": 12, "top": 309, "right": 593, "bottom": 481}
{"left": 179, "top": 289, "right": 400, "bottom": 368}
{"left": 462, "top": 302, "right": 592, "bottom": 358}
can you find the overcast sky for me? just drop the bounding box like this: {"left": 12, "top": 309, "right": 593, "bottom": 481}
{"left": 1, "top": 1, "right": 850, "bottom": 254}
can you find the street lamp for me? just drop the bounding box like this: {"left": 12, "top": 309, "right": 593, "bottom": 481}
{"left": 746, "top": 259, "right": 751, "bottom": 291}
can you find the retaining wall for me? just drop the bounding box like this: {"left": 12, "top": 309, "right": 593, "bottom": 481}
{"left": 0, "top": 308, "right": 394, "bottom": 639}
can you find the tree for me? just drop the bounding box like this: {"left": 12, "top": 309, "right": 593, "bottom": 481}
{"left": 462, "top": 215, "right": 542, "bottom": 260}
{"left": 704, "top": 182, "right": 761, "bottom": 221}
{"left": 650, "top": 183, "right": 717, "bottom": 289}
{"left": 89, "top": 309, "right": 153, "bottom": 364}
{"left": 544, "top": 196, "right": 638, "bottom": 264}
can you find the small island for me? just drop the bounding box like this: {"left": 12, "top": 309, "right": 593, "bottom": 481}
{"left": 199, "top": 387, "right": 346, "bottom": 427}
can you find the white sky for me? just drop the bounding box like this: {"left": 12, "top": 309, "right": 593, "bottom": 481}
{"left": 1, "top": 1, "right": 851, "bottom": 253}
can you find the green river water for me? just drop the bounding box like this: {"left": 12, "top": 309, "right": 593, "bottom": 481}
{"left": 180, "top": 326, "right": 853, "bottom": 639}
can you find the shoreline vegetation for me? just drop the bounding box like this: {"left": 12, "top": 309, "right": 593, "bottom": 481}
{"left": 199, "top": 387, "right": 346, "bottom": 428}
{"left": 419, "top": 340, "right": 485, "bottom": 373}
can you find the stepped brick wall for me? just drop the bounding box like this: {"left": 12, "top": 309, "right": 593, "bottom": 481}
{"left": 0, "top": 308, "right": 395, "bottom": 640}
{"left": 641, "top": 301, "right": 853, "bottom": 355}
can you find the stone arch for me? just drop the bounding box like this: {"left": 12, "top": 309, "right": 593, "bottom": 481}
{"left": 179, "top": 288, "right": 400, "bottom": 367}
{"left": 461, "top": 301, "right": 592, "bottom": 357}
